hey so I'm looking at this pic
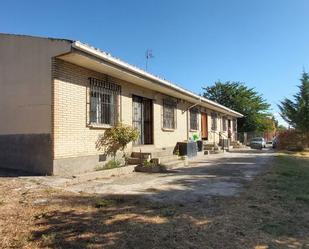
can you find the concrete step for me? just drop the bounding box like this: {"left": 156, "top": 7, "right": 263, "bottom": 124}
{"left": 206, "top": 149, "right": 225, "bottom": 155}
{"left": 131, "top": 148, "right": 174, "bottom": 159}
{"left": 151, "top": 148, "right": 174, "bottom": 158}
{"left": 161, "top": 159, "right": 186, "bottom": 169}
{"left": 131, "top": 152, "right": 151, "bottom": 160}
{"left": 151, "top": 154, "right": 179, "bottom": 164}
{"left": 204, "top": 145, "right": 215, "bottom": 150}
{"left": 233, "top": 144, "right": 247, "bottom": 149}
{"left": 127, "top": 157, "right": 142, "bottom": 165}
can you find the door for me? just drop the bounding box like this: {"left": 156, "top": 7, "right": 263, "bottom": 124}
{"left": 132, "top": 95, "right": 153, "bottom": 145}
{"left": 201, "top": 112, "right": 208, "bottom": 140}
{"left": 228, "top": 119, "right": 231, "bottom": 138}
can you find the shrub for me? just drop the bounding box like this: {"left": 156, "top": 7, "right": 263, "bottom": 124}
{"left": 96, "top": 123, "right": 139, "bottom": 163}
{"left": 276, "top": 129, "right": 306, "bottom": 151}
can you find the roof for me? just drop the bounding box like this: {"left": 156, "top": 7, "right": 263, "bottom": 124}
{"left": 72, "top": 41, "right": 243, "bottom": 118}
{"left": 1, "top": 33, "right": 243, "bottom": 117}
{"left": 0, "top": 32, "right": 73, "bottom": 43}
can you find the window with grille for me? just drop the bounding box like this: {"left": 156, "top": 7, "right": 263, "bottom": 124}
{"left": 233, "top": 119, "right": 237, "bottom": 131}
{"left": 222, "top": 117, "right": 227, "bottom": 131}
{"left": 89, "top": 77, "right": 121, "bottom": 126}
{"left": 211, "top": 112, "right": 217, "bottom": 131}
{"left": 190, "top": 108, "right": 198, "bottom": 130}
{"left": 163, "top": 99, "right": 176, "bottom": 129}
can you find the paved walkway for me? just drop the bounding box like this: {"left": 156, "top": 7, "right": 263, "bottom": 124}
{"left": 64, "top": 148, "right": 274, "bottom": 203}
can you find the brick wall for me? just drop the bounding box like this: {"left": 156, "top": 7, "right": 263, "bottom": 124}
{"left": 53, "top": 59, "right": 187, "bottom": 159}
{"left": 52, "top": 59, "right": 235, "bottom": 161}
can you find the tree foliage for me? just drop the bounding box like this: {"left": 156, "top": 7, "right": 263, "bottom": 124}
{"left": 278, "top": 72, "right": 309, "bottom": 134}
{"left": 203, "top": 81, "right": 271, "bottom": 132}
{"left": 277, "top": 124, "right": 287, "bottom": 132}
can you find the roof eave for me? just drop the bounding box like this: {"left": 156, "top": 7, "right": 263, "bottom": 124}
{"left": 71, "top": 41, "right": 243, "bottom": 118}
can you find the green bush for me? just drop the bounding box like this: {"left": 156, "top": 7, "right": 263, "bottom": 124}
{"left": 104, "top": 159, "right": 122, "bottom": 169}
{"left": 142, "top": 160, "right": 156, "bottom": 167}
{"left": 96, "top": 123, "right": 139, "bottom": 163}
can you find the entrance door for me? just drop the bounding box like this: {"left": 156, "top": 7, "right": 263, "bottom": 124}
{"left": 228, "top": 119, "right": 231, "bottom": 138}
{"left": 201, "top": 112, "right": 208, "bottom": 140}
{"left": 132, "top": 95, "right": 153, "bottom": 145}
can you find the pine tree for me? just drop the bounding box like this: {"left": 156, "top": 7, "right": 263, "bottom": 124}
{"left": 279, "top": 72, "right": 309, "bottom": 143}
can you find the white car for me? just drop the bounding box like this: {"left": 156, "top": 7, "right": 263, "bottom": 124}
{"left": 250, "top": 137, "right": 266, "bottom": 149}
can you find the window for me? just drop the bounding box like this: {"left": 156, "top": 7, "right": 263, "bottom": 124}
{"left": 190, "top": 108, "right": 199, "bottom": 130}
{"left": 233, "top": 119, "right": 237, "bottom": 131}
{"left": 163, "top": 99, "right": 177, "bottom": 129}
{"left": 222, "top": 117, "right": 227, "bottom": 131}
{"left": 211, "top": 112, "right": 217, "bottom": 131}
{"left": 89, "top": 77, "right": 121, "bottom": 126}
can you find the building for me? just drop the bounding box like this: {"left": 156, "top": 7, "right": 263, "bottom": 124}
{"left": 0, "top": 33, "right": 243, "bottom": 175}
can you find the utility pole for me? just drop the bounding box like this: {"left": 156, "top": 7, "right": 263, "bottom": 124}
{"left": 145, "top": 49, "right": 154, "bottom": 71}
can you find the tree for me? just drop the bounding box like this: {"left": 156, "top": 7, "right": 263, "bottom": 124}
{"left": 276, "top": 124, "right": 287, "bottom": 132}
{"left": 278, "top": 72, "right": 309, "bottom": 142}
{"left": 203, "top": 81, "right": 271, "bottom": 132}
{"left": 261, "top": 116, "right": 277, "bottom": 133}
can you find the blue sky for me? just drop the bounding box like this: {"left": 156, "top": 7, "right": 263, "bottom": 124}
{"left": 1, "top": 0, "right": 309, "bottom": 125}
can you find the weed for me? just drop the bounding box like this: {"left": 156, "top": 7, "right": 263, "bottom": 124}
{"left": 142, "top": 160, "right": 156, "bottom": 167}
{"left": 41, "top": 233, "right": 56, "bottom": 245}
{"left": 160, "top": 208, "right": 176, "bottom": 217}
{"left": 261, "top": 222, "right": 294, "bottom": 236}
{"left": 94, "top": 198, "right": 115, "bottom": 208}
{"left": 95, "top": 159, "right": 123, "bottom": 171}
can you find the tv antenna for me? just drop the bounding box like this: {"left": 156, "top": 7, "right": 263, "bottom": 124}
{"left": 145, "top": 49, "right": 154, "bottom": 71}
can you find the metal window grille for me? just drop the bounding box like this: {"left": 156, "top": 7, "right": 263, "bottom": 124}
{"left": 190, "top": 108, "right": 198, "bottom": 130}
{"left": 89, "top": 77, "right": 121, "bottom": 126}
{"left": 222, "top": 117, "right": 227, "bottom": 131}
{"left": 211, "top": 112, "right": 217, "bottom": 131}
{"left": 163, "top": 99, "right": 176, "bottom": 129}
{"left": 233, "top": 119, "right": 237, "bottom": 131}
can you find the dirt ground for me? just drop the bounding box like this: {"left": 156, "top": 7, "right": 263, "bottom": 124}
{"left": 0, "top": 149, "right": 308, "bottom": 249}
{"left": 63, "top": 149, "right": 273, "bottom": 203}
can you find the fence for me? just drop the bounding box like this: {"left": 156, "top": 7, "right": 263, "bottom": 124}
{"left": 236, "top": 132, "right": 265, "bottom": 145}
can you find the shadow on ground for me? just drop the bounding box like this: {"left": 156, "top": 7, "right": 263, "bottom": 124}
{"left": 30, "top": 194, "right": 218, "bottom": 249}
{"left": 23, "top": 150, "right": 308, "bottom": 249}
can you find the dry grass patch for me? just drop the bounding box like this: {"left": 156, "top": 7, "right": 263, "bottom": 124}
{"left": 0, "top": 153, "right": 308, "bottom": 248}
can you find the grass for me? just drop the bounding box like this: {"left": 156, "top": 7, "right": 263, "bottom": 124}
{"left": 257, "top": 154, "right": 309, "bottom": 238}
{"left": 95, "top": 159, "right": 123, "bottom": 171}
{"left": 267, "top": 155, "right": 309, "bottom": 203}
{"left": 0, "top": 152, "right": 308, "bottom": 248}
{"left": 94, "top": 198, "right": 116, "bottom": 208}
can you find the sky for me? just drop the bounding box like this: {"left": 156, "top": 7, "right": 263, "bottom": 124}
{"left": 1, "top": 0, "right": 309, "bottom": 126}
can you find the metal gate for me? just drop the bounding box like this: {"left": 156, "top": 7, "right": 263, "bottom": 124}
{"left": 132, "top": 95, "right": 153, "bottom": 145}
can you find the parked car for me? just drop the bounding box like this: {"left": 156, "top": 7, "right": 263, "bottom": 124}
{"left": 250, "top": 137, "right": 266, "bottom": 149}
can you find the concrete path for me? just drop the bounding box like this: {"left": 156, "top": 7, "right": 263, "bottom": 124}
{"left": 64, "top": 148, "right": 274, "bottom": 203}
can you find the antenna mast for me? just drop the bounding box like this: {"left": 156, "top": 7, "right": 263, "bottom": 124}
{"left": 145, "top": 49, "right": 154, "bottom": 71}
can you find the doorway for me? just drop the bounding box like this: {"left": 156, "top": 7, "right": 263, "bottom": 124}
{"left": 132, "top": 95, "right": 153, "bottom": 145}
{"left": 228, "top": 119, "right": 231, "bottom": 138}
{"left": 201, "top": 112, "right": 208, "bottom": 140}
